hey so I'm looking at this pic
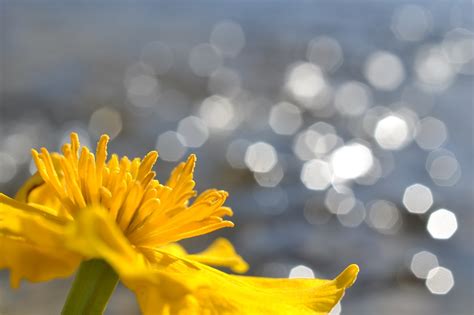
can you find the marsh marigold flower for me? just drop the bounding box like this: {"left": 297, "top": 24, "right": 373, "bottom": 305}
{"left": 0, "top": 133, "right": 358, "bottom": 314}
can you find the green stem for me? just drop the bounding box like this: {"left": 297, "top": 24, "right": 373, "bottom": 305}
{"left": 62, "top": 259, "right": 119, "bottom": 315}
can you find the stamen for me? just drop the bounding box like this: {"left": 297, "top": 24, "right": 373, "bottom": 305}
{"left": 140, "top": 172, "right": 156, "bottom": 189}
{"left": 86, "top": 152, "right": 99, "bottom": 204}
{"left": 78, "top": 147, "right": 90, "bottom": 202}
{"left": 40, "top": 148, "right": 67, "bottom": 199}
{"left": 95, "top": 135, "right": 109, "bottom": 187}
{"left": 58, "top": 156, "right": 86, "bottom": 209}
{"left": 31, "top": 149, "right": 50, "bottom": 182}
{"left": 130, "top": 158, "right": 141, "bottom": 179}
{"left": 29, "top": 133, "right": 234, "bottom": 242}
{"left": 107, "top": 154, "right": 119, "bottom": 170}
{"left": 127, "top": 198, "right": 161, "bottom": 233}
{"left": 70, "top": 132, "right": 80, "bottom": 165}
{"left": 117, "top": 182, "right": 144, "bottom": 231}
{"left": 109, "top": 183, "right": 127, "bottom": 221}
{"left": 137, "top": 151, "right": 158, "bottom": 181}
{"left": 99, "top": 187, "right": 113, "bottom": 208}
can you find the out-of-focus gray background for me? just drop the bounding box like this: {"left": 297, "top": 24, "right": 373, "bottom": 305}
{"left": 0, "top": 1, "right": 473, "bottom": 314}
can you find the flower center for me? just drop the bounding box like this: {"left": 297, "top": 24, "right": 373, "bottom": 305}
{"left": 32, "top": 133, "right": 167, "bottom": 234}
{"left": 30, "top": 133, "right": 234, "bottom": 246}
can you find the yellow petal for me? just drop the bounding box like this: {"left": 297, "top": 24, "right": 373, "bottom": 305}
{"left": 58, "top": 206, "right": 195, "bottom": 313}
{"left": 50, "top": 200, "right": 357, "bottom": 315}
{"left": 163, "top": 154, "right": 197, "bottom": 208}
{"left": 62, "top": 205, "right": 152, "bottom": 280}
{"left": 15, "top": 171, "right": 44, "bottom": 203}
{"left": 0, "top": 236, "right": 79, "bottom": 288}
{"left": 0, "top": 194, "right": 79, "bottom": 287}
{"left": 159, "top": 238, "right": 248, "bottom": 274}
{"left": 130, "top": 251, "right": 358, "bottom": 315}
{"left": 15, "top": 171, "right": 66, "bottom": 218}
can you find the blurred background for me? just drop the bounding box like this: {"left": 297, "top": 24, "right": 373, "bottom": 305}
{"left": 0, "top": 1, "right": 473, "bottom": 314}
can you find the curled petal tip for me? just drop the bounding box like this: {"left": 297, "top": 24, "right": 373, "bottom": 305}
{"left": 335, "top": 264, "right": 359, "bottom": 289}
{"left": 188, "top": 154, "right": 197, "bottom": 162}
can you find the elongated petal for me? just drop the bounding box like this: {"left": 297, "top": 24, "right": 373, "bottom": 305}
{"left": 0, "top": 236, "right": 79, "bottom": 288}
{"left": 0, "top": 194, "right": 79, "bottom": 287}
{"left": 131, "top": 252, "right": 358, "bottom": 315}
{"left": 159, "top": 238, "right": 248, "bottom": 273}
{"left": 59, "top": 206, "right": 357, "bottom": 314}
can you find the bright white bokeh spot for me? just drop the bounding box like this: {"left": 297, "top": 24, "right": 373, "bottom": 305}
{"left": 245, "top": 142, "right": 278, "bottom": 173}
{"left": 289, "top": 265, "right": 315, "bottom": 279}
{"left": 411, "top": 251, "right": 439, "bottom": 279}
{"left": 140, "top": 41, "right": 174, "bottom": 75}
{"left": 427, "top": 209, "right": 458, "bottom": 240}
{"left": 199, "top": 95, "right": 235, "bottom": 130}
{"left": 362, "top": 106, "right": 391, "bottom": 137}
{"left": 189, "top": 43, "right": 222, "bottom": 77}
{"left": 331, "top": 143, "right": 374, "bottom": 180}
{"left": 365, "top": 51, "right": 405, "bottom": 91}
{"left": 177, "top": 116, "right": 209, "bottom": 148}
{"left": 415, "top": 117, "right": 447, "bottom": 150}
{"left": 334, "top": 81, "right": 372, "bottom": 116}
{"left": 0, "top": 152, "right": 17, "bottom": 183}
{"left": 210, "top": 20, "right": 245, "bottom": 57}
{"left": 403, "top": 184, "right": 433, "bottom": 214}
{"left": 367, "top": 200, "right": 401, "bottom": 234}
{"left": 356, "top": 157, "right": 383, "bottom": 186}
{"left": 89, "top": 107, "right": 123, "bottom": 140}
{"left": 300, "top": 159, "right": 332, "bottom": 191}
{"left": 391, "top": 4, "right": 432, "bottom": 42}
{"left": 269, "top": 102, "right": 303, "bottom": 135}
{"left": 374, "top": 114, "right": 410, "bottom": 150}
{"left": 155, "top": 131, "right": 186, "bottom": 162}
{"left": 306, "top": 36, "right": 343, "bottom": 73}
{"left": 286, "top": 62, "right": 326, "bottom": 99}
{"left": 426, "top": 267, "right": 455, "bottom": 295}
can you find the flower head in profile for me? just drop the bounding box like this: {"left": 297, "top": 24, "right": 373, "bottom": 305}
{"left": 0, "top": 132, "right": 358, "bottom": 314}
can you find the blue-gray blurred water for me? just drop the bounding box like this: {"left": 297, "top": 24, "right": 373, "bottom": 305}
{"left": 0, "top": 1, "right": 473, "bottom": 314}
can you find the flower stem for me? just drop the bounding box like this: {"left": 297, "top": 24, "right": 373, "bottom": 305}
{"left": 62, "top": 259, "right": 119, "bottom": 315}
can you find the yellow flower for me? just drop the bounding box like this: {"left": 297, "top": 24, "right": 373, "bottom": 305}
{"left": 0, "top": 132, "right": 358, "bottom": 314}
